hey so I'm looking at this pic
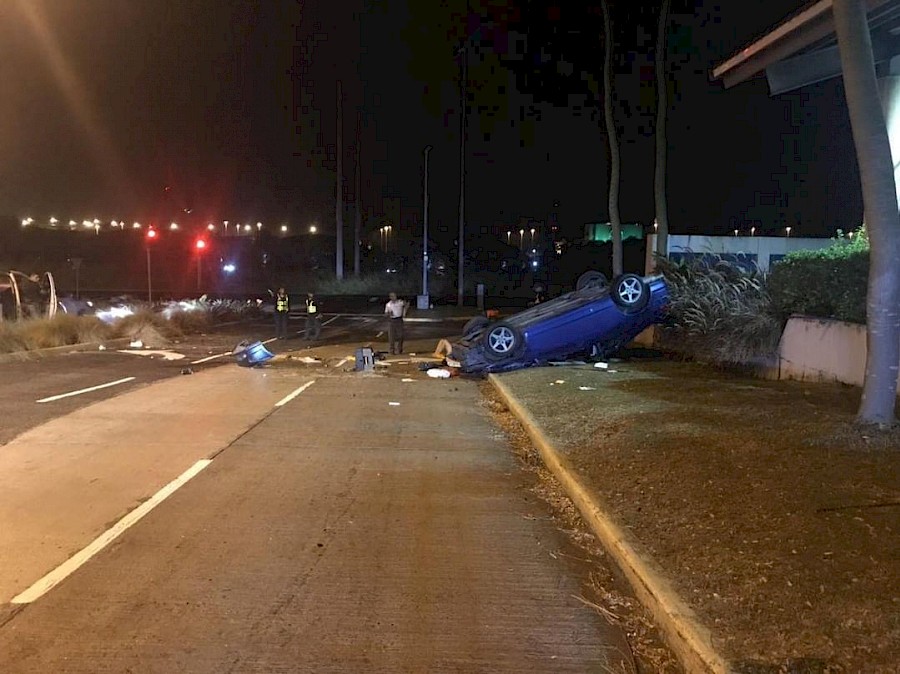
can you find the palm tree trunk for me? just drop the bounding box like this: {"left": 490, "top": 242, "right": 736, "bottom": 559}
{"left": 654, "top": 0, "right": 671, "bottom": 260}
{"left": 834, "top": 0, "right": 900, "bottom": 425}
{"left": 602, "top": 0, "right": 622, "bottom": 277}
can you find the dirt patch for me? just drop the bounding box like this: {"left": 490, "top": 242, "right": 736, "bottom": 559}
{"left": 481, "top": 388, "right": 683, "bottom": 673}
{"left": 489, "top": 355, "right": 900, "bottom": 673}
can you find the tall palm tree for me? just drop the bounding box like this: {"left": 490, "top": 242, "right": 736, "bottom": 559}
{"left": 602, "top": 0, "right": 623, "bottom": 276}
{"left": 654, "top": 0, "right": 671, "bottom": 259}
{"left": 834, "top": 0, "right": 900, "bottom": 425}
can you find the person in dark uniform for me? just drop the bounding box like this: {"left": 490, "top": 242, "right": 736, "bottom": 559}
{"left": 305, "top": 292, "right": 321, "bottom": 341}
{"left": 274, "top": 287, "right": 290, "bottom": 339}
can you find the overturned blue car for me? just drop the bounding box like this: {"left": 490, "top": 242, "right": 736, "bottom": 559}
{"left": 450, "top": 273, "right": 668, "bottom": 374}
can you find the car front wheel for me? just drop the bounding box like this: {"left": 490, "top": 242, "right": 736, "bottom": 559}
{"left": 576, "top": 270, "right": 609, "bottom": 292}
{"left": 611, "top": 274, "right": 650, "bottom": 312}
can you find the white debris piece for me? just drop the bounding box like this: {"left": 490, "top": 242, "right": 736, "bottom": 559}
{"left": 578, "top": 386, "right": 596, "bottom": 391}
{"left": 388, "top": 401, "right": 401, "bottom": 406}
{"left": 594, "top": 362, "right": 608, "bottom": 369}
{"left": 298, "top": 356, "right": 320, "bottom": 364}
{"left": 98, "top": 344, "right": 106, "bottom": 351}
{"left": 426, "top": 369, "right": 451, "bottom": 379}
{"left": 401, "top": 378, "right": 415, "bottom": 382}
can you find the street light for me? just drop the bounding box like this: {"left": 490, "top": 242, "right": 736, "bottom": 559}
{"left": 145, "top": 228, "right": 158, "bottom": 302}
{"left": 786, "top": 226, "right": 792, "bottom": 237}
{"left": 507, "top": 230, "right": 511, "bottom": 244}
{"left": 530, "top": 227, "right": 536, "bottom": 245}
{"left": 309, "top": 225, "right": 317, "bottom": 234}
{"left": 420, "top": 144, "right": 433, "bottom": 309}
{"left": 519, "top": 228, "right": 525, "bottom": 249}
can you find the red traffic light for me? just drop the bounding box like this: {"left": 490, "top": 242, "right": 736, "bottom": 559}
{"left": 195, "top": 238, "right": 207, "bottom": 251}
{"left": 146, "top": 229, "right": 158, "bottom": 240}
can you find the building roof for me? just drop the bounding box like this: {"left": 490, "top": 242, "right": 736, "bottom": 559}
{"left": 711, "top": 0, "right": 900, "bottom": 95}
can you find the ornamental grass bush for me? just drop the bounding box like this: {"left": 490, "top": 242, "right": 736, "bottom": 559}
{"left": 767, "top": 227, "right": 868, "bottom": 324}
{"left": 656, "top": 255, "right": 783, "bottom": 365}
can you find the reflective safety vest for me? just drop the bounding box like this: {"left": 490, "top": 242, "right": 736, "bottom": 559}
{"left": 306, "top": 298, "right": 318, "bottom": 314}
{"left": 275, "top": 295, "right": 289, "bottom": 312}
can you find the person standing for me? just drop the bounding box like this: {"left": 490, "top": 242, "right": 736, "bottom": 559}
{"left": 274, "top": 286, "right": 290, "bottom": 339}
{"left": 305, "top": 292, "right": 321, "bottom": 341}
{"left": 384, "top": 292, "right": 408, "bottom": 355}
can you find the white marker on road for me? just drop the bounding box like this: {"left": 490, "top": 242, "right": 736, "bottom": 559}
{"left": 11, "top": 459, "right": 212, "bottom": 604}
{"left": 36, "top": 377, "right": 136, "bottom": 404}
{"left": 274, "top": 380, "right": 316, "bottom": 407}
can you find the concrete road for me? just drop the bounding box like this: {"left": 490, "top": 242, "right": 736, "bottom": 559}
{"left": 0, "top": 361, "right": 631, "bottom": 671}
{"left": 0, "top": 314, "right": 449, "bottom": 446}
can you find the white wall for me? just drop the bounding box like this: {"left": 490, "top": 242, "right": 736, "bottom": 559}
{"left": 645, "top": 234, "right": 832, "bottom": 274}
{"left": 776, "top": 316, "right": 870, "bottom": 387}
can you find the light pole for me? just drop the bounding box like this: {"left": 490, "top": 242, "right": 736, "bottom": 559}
{"left": 420, "top": 144, "right": 433, "bottom": 309}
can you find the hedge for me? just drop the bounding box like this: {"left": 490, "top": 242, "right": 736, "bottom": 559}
{"left": 768, "top": 229, "right": 868, "bottom": 325}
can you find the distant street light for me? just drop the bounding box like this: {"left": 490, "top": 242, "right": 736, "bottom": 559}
{"left": 309, "top": 225, "right": 317, "bottom": 234}
{"left": 734, "top": 229, "right": 739, "bottom": 237}
{"left": 207, "top": 223, "right": 215, "bottom": 231}
{"left": 751, "top": 226, "right": 756, "bottom": 236}
{"left": 506, "top": 230, "right": 511, "bottom": 244}
{"left": 530, "top": 227, "right": 536, "bottom": 246}
{"left": 256, "top": 222, "right": 263, "bottom": 231}
{"left": 170, "top": 222, "right": 179, "bottom": 230}
{"left": 281, "top": 224, "right": 288, "bottom": 233}
{"left": 519, "top": 228, "right": 525, "bottom": 249}
{"left": 243, "top": 224, "right": 252, "bottom": 233}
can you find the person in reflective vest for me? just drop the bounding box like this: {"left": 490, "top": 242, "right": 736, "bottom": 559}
{"left": 274, "top": 287, "right": 290, "bottom": 339}
{"left": 305, "top": 292, "right": 321, "bottom": 341}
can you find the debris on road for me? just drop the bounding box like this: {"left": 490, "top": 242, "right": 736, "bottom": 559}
{"left": 388, "top": 401, "right": 400, "bottom": 406}
{"left": 129, "top": 340, "right": 144, "bottom": 348}
{"left": 180, "top": 368, "right": 193, "bottom": 375}
{"left": 233, "top": 340, "right": 274, "bottom": 367}
{"left": 426, "top": 369, "right": 451, "bottom": 379}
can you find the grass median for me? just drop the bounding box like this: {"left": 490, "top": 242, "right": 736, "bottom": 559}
{"left": 490, "top": 353, "right": 899, "bottom": 673}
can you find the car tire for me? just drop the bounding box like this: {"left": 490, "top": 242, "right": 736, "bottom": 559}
{"left": 462, "top": 316, "right": 490, "bottom": 338}
{"left": 576, "top": 270, "right": 608, "bottom": 292}
{"left": 610, "top": 274, "right": 650, "bottom": 312}
{"left": 482, "top": 321, "right": 524, "bottom": 361}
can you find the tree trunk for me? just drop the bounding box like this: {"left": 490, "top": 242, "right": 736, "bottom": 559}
{"left": 355, "top": 110, "right": 362, "bottom": 277}
{"left": 834, "top": 0, "right": 900, "bottom": 425}
{"left": 336, "top": 80, "right": 344, "bottom": 281}
{"left": 654, "top": 0, "right": 671, "bottom": 260}
{"left": 601, "top": 0, "right": 622, "bottom": 277}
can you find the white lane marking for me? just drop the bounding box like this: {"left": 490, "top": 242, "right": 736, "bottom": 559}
{"left": 11, "top": 460, "right": 212, "bottom": 604}
{"left": 321, "top": 314, "right": 341, "bottom": 326}
{"left": 335, "top": 356, "right": 353, "bottom": 367}
{"left": 36, "top": 377, "right": 136, "bottom": 404}
{"left": 117, "top": 350, "right": 185, "bottom": 361}
{"left": 191, "top": 351, "right": 230, "bottom": 365}
{"left": 274, "top": 380, "right": 316, "bottom": 407}
{"left": 262, "top": 337, "right": 279, "bottom": 345}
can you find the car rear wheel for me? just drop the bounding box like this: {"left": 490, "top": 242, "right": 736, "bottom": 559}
{"left": 611, "top": 274, "right": 650, "bottom": 312}
{"left": 462, "top": 316, "right": 489, "bottom": 338}
{"left": 482, "top": 321, "right": 524, "bottom": 361}
{"left": 576, "top": 270, "right": 609, "bottom": 292}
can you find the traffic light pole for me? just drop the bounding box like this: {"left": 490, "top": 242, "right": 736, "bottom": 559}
{"left": 146, "top": 247, "right": 152, "bottom": 303}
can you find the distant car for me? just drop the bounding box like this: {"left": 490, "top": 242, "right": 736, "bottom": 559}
{"left": 450, "top": 273, "right": 668, "bottom": 374}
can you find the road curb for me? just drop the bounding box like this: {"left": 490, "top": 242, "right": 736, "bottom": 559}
{"left": 0, "top": 338, "right": 134, "bottom": 365}
{"left": 488, "top": 373, "right": 732, "bottom": 674}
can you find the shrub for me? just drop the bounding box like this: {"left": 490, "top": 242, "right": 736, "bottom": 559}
{"left": 768, "top": 227, "right": 868, "bottom": 324}
{"left": 111, "top": 310, "right": 184, "bottom": 340}
{"left": 0, "top": 315, "right": 112, "bottom": 351}
{"left": 656, "top": 255, "right": 783, "bottom": 364}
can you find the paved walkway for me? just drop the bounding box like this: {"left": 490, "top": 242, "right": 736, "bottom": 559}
{"left": 0, "top": 369, "right": 629, "bottom": 672}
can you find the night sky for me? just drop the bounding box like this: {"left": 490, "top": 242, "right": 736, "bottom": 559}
{"left": 0, "top": 0, "right": 862, "bottom": 244}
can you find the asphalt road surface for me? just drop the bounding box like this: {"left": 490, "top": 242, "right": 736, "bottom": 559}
{"left": 0, "top": 316, "right": 632, "bottom": 672}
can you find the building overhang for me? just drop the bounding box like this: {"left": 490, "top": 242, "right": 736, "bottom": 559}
{"left": 712, "top": 0, "right": 900, "bottom": 95}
